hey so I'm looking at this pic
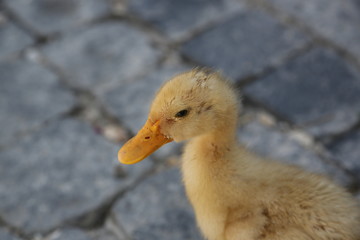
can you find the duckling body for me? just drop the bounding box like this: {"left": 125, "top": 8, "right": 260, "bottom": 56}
{"left": 118, "top": 69, "right": 360, "bottom": 240}
{"left": 183, "top": 137, "right": 359, "bottom": 240}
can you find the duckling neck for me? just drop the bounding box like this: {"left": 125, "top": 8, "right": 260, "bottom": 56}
{"left": 181, "top": 118, "right": 240, "bottom": 203}
{"left": 185, "top": 117, "right": 238, "bottom": 163}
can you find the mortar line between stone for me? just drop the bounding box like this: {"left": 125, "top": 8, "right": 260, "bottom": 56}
{"left": 247, "top": 0, "right": 360, "bottom": 70}
{"left": 61, "top": 164, "right": 159, "bottom": 231}
{"left": 239, "top": 102, "right": 357, "bottom": 187}
{"left": 0, "top": 216, "right": 31, "bottom": 240}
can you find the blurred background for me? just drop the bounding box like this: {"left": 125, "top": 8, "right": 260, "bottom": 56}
{"left": 0, "top": 0, "right": 360, "bottom": 239}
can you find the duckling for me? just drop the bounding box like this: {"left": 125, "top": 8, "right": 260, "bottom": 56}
{"left": 118, "top": 69, "right": 360, "bottom": 240}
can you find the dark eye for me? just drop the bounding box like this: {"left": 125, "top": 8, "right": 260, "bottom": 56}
{"left": 175, "top": 109, "right": 189, "bottom": 118}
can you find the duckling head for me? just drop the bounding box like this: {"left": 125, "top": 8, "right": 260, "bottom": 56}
{"left": 118, "top": 69, "right": 240, "bottom": 164}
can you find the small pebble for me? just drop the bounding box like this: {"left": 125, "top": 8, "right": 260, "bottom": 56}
{"left": 258, "top": 112, "right": 276, "bottom": 126}
{"left": 25, "top": 48, "right": 43, "bottom": 63}
{"left": 112, "top": 0, "right": 127, "bottom": 15}
{"left": 166, "top": 155, "right": 181, "bottom": 167}
{"left": 103, "top": 124, "right": 128, "bottom": 142}
{"left": 289, "top": 130, "right": 314, "bottom": 146}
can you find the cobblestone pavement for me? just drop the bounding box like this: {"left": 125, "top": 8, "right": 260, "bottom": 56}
{"left": 0, "top": 0, "right": 359, "bottom": 239}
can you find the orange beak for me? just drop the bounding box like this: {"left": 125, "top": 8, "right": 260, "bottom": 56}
{"left": 118, "top": 119, "right": 173, "bottom": 165}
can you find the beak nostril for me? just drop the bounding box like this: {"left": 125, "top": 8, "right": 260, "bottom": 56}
{"left": 145, "top": 136, "right": 150, "bottom": 140}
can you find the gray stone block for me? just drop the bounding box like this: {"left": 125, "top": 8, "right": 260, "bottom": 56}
{"left": 3, "top": 0, "right": 110, "bottom": 35}
{"left": 0, "top": 58, "right": 75, "bottom": 147}
{"left": 181, "top": 10, "right": 309, "bottom": 81}
{"left": 128, "top": 0, "right": 244, "bottom": 39}
{"left": 243, "top": 48, "right": 360, "bottom": 137}
{"left": 46, "top": 227, "right": 119, "bottom": 240}
{"left": 0, "top": 228, "right": 21, "bottom": 240}
{"left": 87, "top": 227, "right": 120, "bottom": 240}
{"left": 0, "top": 119, "right": 152, "bottom": 233}
{"left": 237, "top": 121, "right": 352, "bottom": 186}
{"left": 42, "top": 22, "right": 161, "bottom": 90}
{"left": 47, "top": 228, "right": 90, "bottom": 240}
{"left": 101, "top": 65, "right": 190, "bottom": 160}
{"left": 0, "top": 16, "right": 33, "bottom": 59}
{"left": 270, "top": 0, "right": 360, "bottom": 61}
{"left": 113, "top": 168, "right": 202, "bottom": 240}
{"left": 326, "top": 129, "right": 360, "bottom": 181}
